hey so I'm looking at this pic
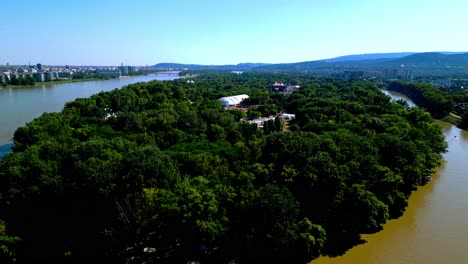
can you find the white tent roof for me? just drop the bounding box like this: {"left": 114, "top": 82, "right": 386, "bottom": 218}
{"left": 219, "top": 94, "right": 249, "bottom": 106}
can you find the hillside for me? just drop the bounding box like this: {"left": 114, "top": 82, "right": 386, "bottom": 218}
{"left": 257, "top": 52, "right": 468, "bottom": 74}
{"left": 323, "top": 52, "right": 417, "bottom": 62}
{"left": 391, "top": 52, "right": 468, "bottom": 66}
{"left": 154, "top": 62, "right": 270, "bottom": 71}
{"left": 155, "top": 52, "right": 468, "bottom": 76}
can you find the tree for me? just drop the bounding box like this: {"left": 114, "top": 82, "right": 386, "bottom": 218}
{"left": 274, "top": 116, "right": 284, "bottom": 132}
{"left": 461, "top": 111, "right": 468, "bottom": 128}
{"left": 26, "top": 77, "right": 36, "bottom": 86}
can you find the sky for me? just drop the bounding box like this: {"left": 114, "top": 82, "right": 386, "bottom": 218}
{"left": 1, "top": 0, "right": 467, "bottom": 66}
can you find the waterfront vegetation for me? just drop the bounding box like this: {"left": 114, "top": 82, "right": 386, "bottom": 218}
{"left": 1, "top": 70, "right": 156, "bottom": 89}
{"left": 1, "top": 78, "right": 104, "bottom": 89}
{"left": 0, "top": 72, "right": 447, "bottom": 263}
{"left": 387, "top": 81, "right": 468, "bottom": 128}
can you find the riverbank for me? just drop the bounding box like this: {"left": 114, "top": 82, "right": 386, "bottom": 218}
{"left": 313, "top": 91, "right": 468, "bottom": 264}
{"left": 313, "top": 120, "right": 468, "bottom": 264}
{"left": 1, "top": 78, "right": 103, "bottom": 89}
{"left": 0, "top": 73, "right": 180, "bottom": 150}
{"left": 441, "top": 113, "right": 462, "bottom": 127}
{"left": 382, "top": 88, "right": 467, "bottom": 131}
{"left": 0, "top": 72, "right": 164, "bottom": 89}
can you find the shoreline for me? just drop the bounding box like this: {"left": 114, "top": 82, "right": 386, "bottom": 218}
{"left": 382, "top": 88, "right": 467, "bottom": 131}
{"left": 0, "top": 73, "right": 164, "bottom": 90}
{"left": 0, "top": 78, "right": 103, "bottom": 89}
{"left": 440, "top": 113, "right": 463, "bottom": 128}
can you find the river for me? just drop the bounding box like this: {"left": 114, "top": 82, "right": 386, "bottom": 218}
{"left": 313, "top": 90, "right": 468, "bottom": 264}
{"left": 0, "top": 73, "right": 179, "bottom": 158}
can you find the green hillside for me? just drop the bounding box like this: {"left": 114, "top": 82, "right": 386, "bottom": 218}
{"left": 156, "top": 52, "right": 468, "bottom": 76}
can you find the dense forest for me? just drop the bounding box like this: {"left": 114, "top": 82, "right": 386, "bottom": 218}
{"left": 0, "top": 72, "right": 447, "bottom": 263}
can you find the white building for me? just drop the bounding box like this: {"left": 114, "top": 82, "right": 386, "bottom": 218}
{"left": 219, "top": 94, "right": 249, "bottom": 107}
{"left": 280, "top": 113, "right": 296, "bottom": 120}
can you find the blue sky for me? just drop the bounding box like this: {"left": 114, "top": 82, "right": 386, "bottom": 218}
{"left": 2, "top": 0, "right": 466, "bottom": 65}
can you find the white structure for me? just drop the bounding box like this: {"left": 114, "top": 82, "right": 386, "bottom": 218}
{"left": 219, "top": 94, "right": 249, "bottom": 107}
{"left": 280, "top": 113, "right": 296, "bottom": 120}
{"left": 246, "top": 116, "right": 276, "bottom": 127}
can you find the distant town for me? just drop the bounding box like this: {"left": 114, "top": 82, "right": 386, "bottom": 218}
{"left": 0, "top": 63, "right": 187, "bottom": 86}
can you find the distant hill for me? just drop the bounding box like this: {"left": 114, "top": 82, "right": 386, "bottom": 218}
{"left": 393, "top": 52, "right": 468, "bottom": 66}
{"left": 154, "top": 62, "right": 270, "bottom": 71}
{"left": 323, "top": 52, "right": 466, "bottom": 62}
{"left": 255, "top": 52, "right": 468, "bottom": 75}
{"left": 323, "top": 52, "right": 417, "bottom": 62}
{"left": 154, "top": 52, "right": 468, "bottom": 76}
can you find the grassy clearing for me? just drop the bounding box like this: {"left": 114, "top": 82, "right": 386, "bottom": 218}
{"left": 441, "top": 113, "right": 462, "bottom": 126}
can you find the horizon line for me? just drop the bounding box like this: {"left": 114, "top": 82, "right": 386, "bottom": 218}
{"left": 3, "top": 51, "right": 467, "bottom": 67}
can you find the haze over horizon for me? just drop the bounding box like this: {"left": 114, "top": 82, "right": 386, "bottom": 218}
{"left": 3, "top": 0, "right": 467, "bottom": 66}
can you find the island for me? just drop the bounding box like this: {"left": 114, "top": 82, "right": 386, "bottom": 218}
{"left": 0, "top": 71, "right": 446, "bottom": 263}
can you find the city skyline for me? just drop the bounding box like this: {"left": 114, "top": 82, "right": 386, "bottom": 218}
{"left": 2, "top": 0, "right": 468, "bottom": 65}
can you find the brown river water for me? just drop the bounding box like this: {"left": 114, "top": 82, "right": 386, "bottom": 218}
{"left": 313, "top": 91, "right": 468, "bottom": 264}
